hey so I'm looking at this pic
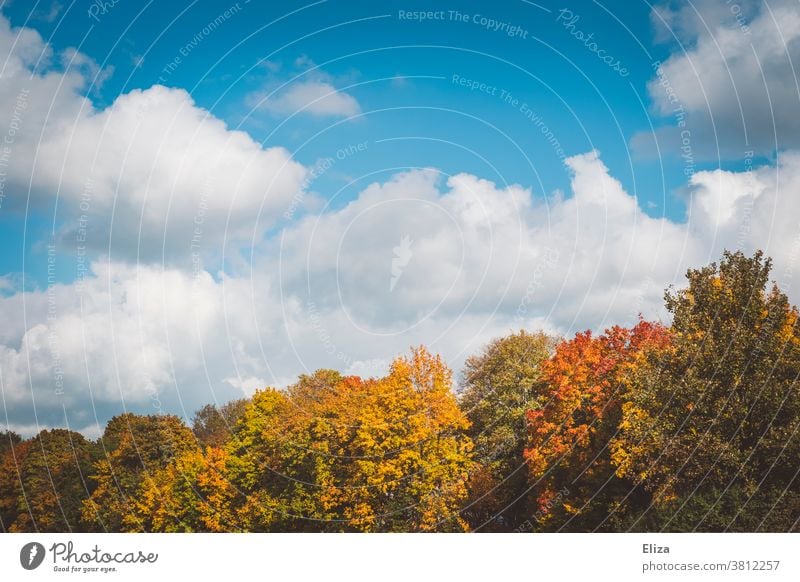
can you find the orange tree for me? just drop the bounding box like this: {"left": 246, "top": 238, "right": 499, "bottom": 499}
{"left": 524, "top": 320, "right": 670, "bottom": 531}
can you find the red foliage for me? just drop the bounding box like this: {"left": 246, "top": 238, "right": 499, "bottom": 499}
{"left": 524, "top": 320, "right": 670, "bottom": 512}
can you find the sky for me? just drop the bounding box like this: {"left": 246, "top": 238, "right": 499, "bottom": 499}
{"left": 1, "top": 0, "right": 800, "bottom": 436}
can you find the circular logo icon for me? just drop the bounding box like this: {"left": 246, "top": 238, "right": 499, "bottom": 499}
{"left": 20, "top": 542, "right": 46, "bottom": 570}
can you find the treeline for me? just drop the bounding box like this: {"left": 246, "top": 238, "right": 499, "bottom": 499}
{"left": 1, "top": 251, "right": 799, "bottom": 532}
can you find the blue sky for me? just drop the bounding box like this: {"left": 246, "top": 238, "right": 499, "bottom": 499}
{"left": 1, "top": 0, "right": 731, "bottom": 284}
{"left": 2, "top": 0, "right": 799, "bottom": 435}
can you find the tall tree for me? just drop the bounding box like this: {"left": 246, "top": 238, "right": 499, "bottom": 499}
{"left": 459, "top": 330, "right": 555, "bottom": 530}
{"left": 227, "top": 347, "right": 474, "bottom": 532}
{"left": 81, "top": 413, "right": 197, "bottom": 531}
{"left": 524, "top": 321, "right": 670, "bottom": 531}
{"left": 612, "top": 251, "right": 800, "bottom": 531}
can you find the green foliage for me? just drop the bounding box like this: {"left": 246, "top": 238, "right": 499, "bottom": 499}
{"left": 459, "top": 330, "right": 555, "bottom": 530}
{"left": 612, "top": 251, "right": 800, "bottom": 531}
{"left": 81, "top": 413, "right": 198, "bottom": 531}
{"left": 191, "top": 398, "right": 249, "bottom": 448}
{"left": 0, "top": 429, "right": 96, "bottom": 532}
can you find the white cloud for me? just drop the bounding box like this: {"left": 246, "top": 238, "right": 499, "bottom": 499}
{"left": 685, "top": 151, "right": 800, "bottom": 282}
{"left": 6, "top": 147, "right": 800, "bottom": 435}
{"left": 248, "top": 79, "right": 361, "bottom": 118}
{"left": 634, "top": 0, "right": 800, "bottom": 158}
{"left": 4, "top": 9, "right": 800, "bottom": 437}
{"left": 0, "top": 14, "right": 307, "bottom": 265}
{"left": 0, "top": 260, "right": 282, "bottom": 432}
{"left": 245, "top": 54, "right": 361, "bottom": 118}
{"left": 273, "top": 152, "right": 695, "bottom": 336}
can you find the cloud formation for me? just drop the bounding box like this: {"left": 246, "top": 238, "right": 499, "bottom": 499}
{"left": 3, "top": 6, "right": 800, "bottom": 439}
{"left": 250, "top": 80, "right": 361, "bottom": 118}
{"left": 245, "top": 56, "right": 361, "bottom": 118}
{"left": 6, "top": 144, "right": 800, "bottom": 435}
{"left": 0, "top": 15, "right": 307, "bottom": 265}
{"left": 634, "top": 0, "right": 800, "bottom": 158}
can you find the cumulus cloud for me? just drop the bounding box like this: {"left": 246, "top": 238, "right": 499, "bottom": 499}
{"left": 0, "top": 14, "right": 307, "bottom": 265}
{"left": 633, "top": 0, "right": 800, "bottom": 158}
{"left": 0, "top": 260, "right": 282, "bottom": 434}
{"left": 4, "top": 9, "right": 800, "bottom": 438}
{"left": 685, "top": 151, "right": 800, "bottom": 283}
{"left": 274, "top": 152, "right": 695, "bottom": 338}
{"left": 7, "top": 144, "right": 800, "bottom": 435}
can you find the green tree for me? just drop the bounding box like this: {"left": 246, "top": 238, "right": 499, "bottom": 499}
{"left": 612, "top": 251, "right": 800, "bottom": 531}
{"left": 1, "top": 430, "right": 96, "bottom": 532}
{"left": 224, "top": 385, "right": 310, "bottom": 532}
{"left": 192, "top": 398, "right": 249, "bottom": 447}
{"left": 459, "top": 330, "right": 555, "bottom": 530}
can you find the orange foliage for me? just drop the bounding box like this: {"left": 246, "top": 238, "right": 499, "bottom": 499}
{"left": 524, "top": 321, "right": 670, "bottom": 516}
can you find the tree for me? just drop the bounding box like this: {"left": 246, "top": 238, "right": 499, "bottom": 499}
{"left": 0, "top": 436, "right": 28, "bottom": 532}
{"left": 227, "top": 347, "right": 474, "bottom": 532}
{"left": 224, "top": 386, "right": 294, "bottom": 531}
{"left": 524, "top": 321, "right": 670, "bottom": 531}
{"left": 0, "top": 430, "right": 96, "bottom": 532}
{"left": 81, "top": 413, "right": 197, "bottom": 531}
{"left": 0, "top": 430, "right": 24, "bottom": 531}
{"left": 459, "top": 330, "right": 555, "bottom": 530}
{"left": 611, "top": 251, "right": 800, "bottom": 531}
{"left": 132, "top": 446, "right": 240, "bottom": 532}
{"left": 0, "top": 430, "right": 21, "bottom": 456}
{"left": 191, "top": 399, "right": 249, "bottom": 448}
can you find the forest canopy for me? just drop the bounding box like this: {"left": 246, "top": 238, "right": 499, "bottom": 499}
{"left": 1, "top": 251, "right": 798, "bottom": 532}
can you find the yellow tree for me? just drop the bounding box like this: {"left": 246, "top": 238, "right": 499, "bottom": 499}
{"left": 132, "top": 446, "right": 240, "bottom": 532}
{"left": 227, "top": 347, "right": 474, "bottom": 531}
{"left": 81, "top": 413, "right": 197, "bottom": 531}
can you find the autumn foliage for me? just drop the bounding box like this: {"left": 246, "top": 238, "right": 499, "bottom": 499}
{"left": 523, "top": 321, "right": 670, "bottom": 530}
{"left": 1, "top": 251, "right": 799, "bottom": 532}
{"left": 223, "top": 348, "right": 473, "bottom": 532}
